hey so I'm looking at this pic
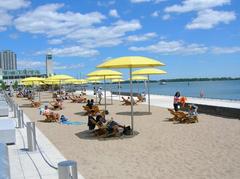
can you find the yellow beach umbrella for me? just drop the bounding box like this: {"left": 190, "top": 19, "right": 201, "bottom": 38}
{"left": 47, "top": 74, "right": 73, "bottom": 81}
{"left": 129, "top": 75, "right": 148, "bottom": 81}
{"left": 132, "top": 68, "right": 167, "bottom": 113}
{"left": 97, "top": 56, "right": 165, "bottom": 133}
{"left": 87, "top": 70, "right": 122, "bottom": 111}
{"left": 47, "top": 75, "right": 74, "bottom": 92}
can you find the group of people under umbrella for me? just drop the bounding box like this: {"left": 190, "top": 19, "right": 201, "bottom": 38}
{"left": 20, "top": 56, "right": 167, "bottom": 135}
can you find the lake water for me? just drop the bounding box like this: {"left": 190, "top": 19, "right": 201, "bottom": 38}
{"left": 91, "top": 80, "right": 240, "bottom": 100}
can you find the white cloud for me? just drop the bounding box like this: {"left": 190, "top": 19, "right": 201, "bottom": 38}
{"left": 129, "top": 40, "right": 208, "bottom": 55}
{"left": 186, "top": 9, "right": 236, "bottom": 29}
{"left": 48, "top": 39, "right": 63, "bottom": 45}
{"left": 17, "top": 60, "right": 45, "bottom": 69}
{"left": 126, "top": 32, "right": 157, "bottom": 42}
{"left": 65, "top": 20, "right": 141, "bottom": 48}
{"left": 36, "top": 46, "right": 99, "bottom": 57}
{"left": 97, "top": 1, "right": 115, "bottom": 7}
{"left": 211, "top": 47, "right": 240, "bottom": 54}
{"left": 109, "top": 9, "right": 119, "bottom": 18}
{"left": 14, "top": 3, "right": 105, "bottom": 37}
{"left": 0, "top": 0, "right": 30, "bottom": 10}
{"left": 13, "top": 3, "right": 142, "bottom": 52}
{"left": 151, "top": 11, "right": 160, "bottom": 17}
{"left": 0, "top": 0, "right": 30, "bottom": 31}
{"left": 162, "top": 14, "right": 170, "bottom": 20}
{"left": 9, "top": 33, "right": 19, "bottom": 39}
{"left": 54, "top": 63, "right": 85, "bottom": 70}
{"left": 131, "top": 0, "right": 165, "bottom": 3}
{"left": 0, "top": 10, "right": 12, "bottom": 31}
{"left": 165, "top": 0, "right": 230, "bottom": 13}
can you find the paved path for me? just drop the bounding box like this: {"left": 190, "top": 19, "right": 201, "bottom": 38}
{"left": 7, "top": 110, "right": 84, "bottom": 179}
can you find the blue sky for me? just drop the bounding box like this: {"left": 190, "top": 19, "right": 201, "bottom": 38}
{"left": 0, "top": 0, "right": 240, "bottom": 80}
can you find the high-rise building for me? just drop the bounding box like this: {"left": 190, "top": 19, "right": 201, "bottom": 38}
{"left": 0, "top": 50, "right": 17, "bottom": 70}
{"left": 46, "top": 53, "right": 53, "bottom": 77}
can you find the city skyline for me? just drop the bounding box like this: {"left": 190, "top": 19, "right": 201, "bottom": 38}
{"left": 0, "top": 0, "right": 240, "bottom": 79}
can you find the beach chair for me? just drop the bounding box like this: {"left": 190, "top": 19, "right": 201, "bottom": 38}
{"left": 31, "top": 100, "right": 41, "bottom": 108}
{"left": 137, "top": 95, "right": 144, "bottom": 102}
{"left": 121, "top": 97, "right": 137, "bottom": 105}
{"left": 49, "top": 101, "right": 63, "bottom": 110}
{"left": 83, "top": 105, "right": 102, "bottom": 116}
{"left": 44, "top": 112, "right": 60, "bottom": 122}
{"left": 168, "top": 108, "right": 179, "bottom": 121}
{"left": 167, "top": 109, "right": 188, "bottom": 123}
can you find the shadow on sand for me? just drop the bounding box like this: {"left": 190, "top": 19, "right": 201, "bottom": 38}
{"left": 116, "top": 111, "right": 152, "bottom": 116}
{"left": 75, "top": 129, "right": 139, "bottom": 141}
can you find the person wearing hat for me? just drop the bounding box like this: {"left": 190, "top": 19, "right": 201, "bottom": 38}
{"left": 97, "top": 87, "right": 103, "bottom": 104}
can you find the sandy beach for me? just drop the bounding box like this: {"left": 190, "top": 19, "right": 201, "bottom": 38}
{"left": 13, "top": 92, "right": 240, "bottom": 179}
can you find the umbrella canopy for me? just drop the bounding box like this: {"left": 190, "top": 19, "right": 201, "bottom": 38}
{"left": 132, "top": 68, "right": 167, "bottom": 75}
{"left": 21, "top": 77, "right": 45, "bottom": 83}
{"left": 129, "top": 75, "right": 148, "bottom": 81}
{"left": 97, "top": 56, "right": 165, "bottom": 68}
{"left": 87, "top": 69, "right": 122, "bottom": 77}
{"left": 87, "top": 76, "right": 103, "bottom": 81}
{"left": 132, "top": 68, "right": 167, "bottom": 113}
{"left": 47, "top": 75, "right": 73, "bottom": 81}
{"left": 97, "top": 56, "right": 165, "bottom": 133}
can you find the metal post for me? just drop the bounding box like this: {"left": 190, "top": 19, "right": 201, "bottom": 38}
{"left": 130, "top": 68, "right": 134, "bottom": 133}
{"left": 147, "top": 75, "right": 151, "bottom": 113}
{"left": 58, "top": 160, "right": 78, "bottom": 179}
{"left": 104, "top": 76, "right": 106, "bottom": 112}
{"left": 110, "top": 83, "right": 113, "bottom": 105}
{"left": 13, "top": 104, "right": 18, "bottom": 118}
{"left": 17, "top": 110, "right": 23, "bottom": 128}
{"left": 27, "top": 122, "right": 37, "bottom": 151}
{"left": 118, "top": 81, "right": 121, "bottom": 101}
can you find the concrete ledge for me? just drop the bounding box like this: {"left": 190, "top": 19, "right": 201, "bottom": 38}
{"left": 0, "top": 119, "right": 16, "bottom": 144}
{"left": 185, "top": 103, "right": 240, "bottom": 119}
{"left": 0, "top": 143, "right": 11, "bottom": 179}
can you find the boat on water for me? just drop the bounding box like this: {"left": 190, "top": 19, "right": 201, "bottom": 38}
{"left": 159, "top": 81, "right": 167, "bottom": 85}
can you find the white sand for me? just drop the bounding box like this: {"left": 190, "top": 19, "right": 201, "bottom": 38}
{"left": 13, "top": 92, "right": 240, "bottom": 179}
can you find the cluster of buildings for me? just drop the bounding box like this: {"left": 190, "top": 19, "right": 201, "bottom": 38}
{"left": 0, "top": 50, "right": 53, "bottom": 85}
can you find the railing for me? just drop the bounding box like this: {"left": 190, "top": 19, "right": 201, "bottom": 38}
{"left": 3, "top": 91, "right": 78, "bottom": 179}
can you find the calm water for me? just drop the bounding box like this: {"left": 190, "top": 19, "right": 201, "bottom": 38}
{"left": 90, "top": 80, "right": 240, "bottom": 100}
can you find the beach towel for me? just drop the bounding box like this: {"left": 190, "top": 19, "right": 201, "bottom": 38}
{"left": 61, "top": 121, "right": 86, "bottom": 125}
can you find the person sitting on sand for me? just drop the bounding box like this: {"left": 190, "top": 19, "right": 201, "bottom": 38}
{"left": 188, "top": 104, "right": 198, "bottom": 117}
{"left": 173, "top": 91, "right": 181, "bottom": 111}
{"left": 90, "top": 99, "right": 95, "bottom": 106}
{"left": 86, "top": 100, "right": 93, "bottom": 109}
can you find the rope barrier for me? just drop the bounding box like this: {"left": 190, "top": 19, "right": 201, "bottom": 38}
{"left": 3, "top": 92, "right": 59, "bottom": 171}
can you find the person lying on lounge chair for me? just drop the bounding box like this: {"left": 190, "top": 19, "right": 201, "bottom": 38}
{"left": 121, "top": 97, "right": 137, "bottom": 105}
{"left": 49, "top": 99, "right": 63, "bottom": 110}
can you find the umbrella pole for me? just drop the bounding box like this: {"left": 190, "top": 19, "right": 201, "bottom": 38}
{"left": 104, "top": 76, "right": 106, "bottom": 112}
{"left": 130, "top": 68, "right": 134, "bottom": 133}
{"left": 147, "top": 75, "right": 150, "bottom": 113}
{"left": 118, "top": 81, "right": 120, "bottom": 101}
{"left": 111, "top": 82, "right": 113, "bottom": 105}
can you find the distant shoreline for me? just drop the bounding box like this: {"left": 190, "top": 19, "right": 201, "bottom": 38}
{"left": 110, "top": 77, "right": 240, "bottom": 84}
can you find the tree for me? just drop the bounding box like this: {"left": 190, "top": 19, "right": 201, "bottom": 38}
{"left": 0, "top": 80, "right": 7, "bottom": 90}
{"left": 13, "top": 81, "right": 18, "bottom": 90}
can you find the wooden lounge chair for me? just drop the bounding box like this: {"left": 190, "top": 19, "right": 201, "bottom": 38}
{"left": 49, "top": 101, "right": 63, "bottom": 110}
{"left": 121, "top": 97, "right": 137, "bottom": 105}
{"left": 137, "top": 95, "right": 145, "bottom": 102}
{"left": 83, "top": 105, "right": 102, "bottom": 116}
{"left": 44, "top": 112, "right": 60, "bottom": 122}
{"left": 167, "top": 109, "right": 187, "bottom": 123}
{"left": 31, "top": 100, "right": 41, "bottom": 108}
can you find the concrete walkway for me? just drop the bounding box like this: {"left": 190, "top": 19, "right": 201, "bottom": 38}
{"left": 7, "top": 110, "right": 84, "bottom": 179}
